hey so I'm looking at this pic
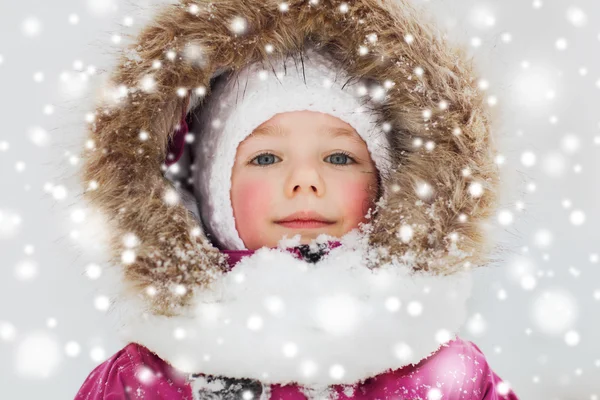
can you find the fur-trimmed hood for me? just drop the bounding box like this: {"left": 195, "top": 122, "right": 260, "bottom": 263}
{"left": 80, "top": 0, "right": 500, "bottom": 389}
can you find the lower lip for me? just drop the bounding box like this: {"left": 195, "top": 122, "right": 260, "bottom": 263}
{"left": 276, "top": 220, "right": 334, "bottom": 229}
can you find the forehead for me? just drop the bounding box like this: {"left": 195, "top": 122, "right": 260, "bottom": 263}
{"left": 248, "top": 111, "right": 364, "bottom": 144}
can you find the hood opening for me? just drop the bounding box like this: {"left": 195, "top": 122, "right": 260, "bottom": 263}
{"left": 164, "top": 47, "right": 389, "bottom": 251}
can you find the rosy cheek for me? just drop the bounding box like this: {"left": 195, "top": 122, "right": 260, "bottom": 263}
{"left": 231, "top": 176, "right": 274, "bottom": 246}
{"left": 336, "top": 180, "right": 374, "bottom": 225}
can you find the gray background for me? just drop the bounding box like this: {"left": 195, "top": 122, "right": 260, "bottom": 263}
{"left": 1, "top": 0, "right": 599, "bottom": 398}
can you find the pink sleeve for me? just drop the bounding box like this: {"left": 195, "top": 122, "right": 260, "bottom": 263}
{"left": 468, "top": 341, "right": 520, "bottom": 400}
{"left": 74, "top": 348, "right": 131, "bottom": 400}
{"left": 74, "top": 343, "right": 194, "bottom": 400}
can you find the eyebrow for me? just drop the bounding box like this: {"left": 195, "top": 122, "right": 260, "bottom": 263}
{"left": 250, "top": 124, "right": 286, "bottom": 137}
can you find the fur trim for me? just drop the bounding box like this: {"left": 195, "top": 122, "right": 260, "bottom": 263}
{"left": 116, "top": 231, "right": 473, "bottom": 386}
{"left": 79, "top": 0, "right": 500, "bottom": 377}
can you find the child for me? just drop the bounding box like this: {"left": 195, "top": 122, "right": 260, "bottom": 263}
{"left": 76, "top": 0, "right": 519, "bottom": 399}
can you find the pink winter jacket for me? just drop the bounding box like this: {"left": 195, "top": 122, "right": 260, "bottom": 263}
{"left": 75, "top": 338, "right": 516, "bottom": 400}
{"left": 75, "top": 244, "right": 519, "bottom": 400}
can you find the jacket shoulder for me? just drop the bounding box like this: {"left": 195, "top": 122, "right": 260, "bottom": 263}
{"left": 456, "top": 338, "right": 520, "bottom": 400}
{"left": 74, "top": 342, "right": 193, "bottom": 400}
{"left": 362, "top": 337, "right": 519, "bottom": 400}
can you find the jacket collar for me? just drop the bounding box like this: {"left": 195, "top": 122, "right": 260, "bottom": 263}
{"left": 221, "top": 241, "right": 343, "bottom": 269}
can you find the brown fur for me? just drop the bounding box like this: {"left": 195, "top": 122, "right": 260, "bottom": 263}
{"left": 79, "top": 0, "right": 500, "bottom": 316}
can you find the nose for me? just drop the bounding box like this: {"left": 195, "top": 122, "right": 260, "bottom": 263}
{"left": 284, "top": 162, "right": 326, "bottom": 198}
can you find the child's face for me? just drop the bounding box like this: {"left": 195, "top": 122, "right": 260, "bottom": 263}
{"left": 231, "top": 111, "right": 379, "bottom": 250}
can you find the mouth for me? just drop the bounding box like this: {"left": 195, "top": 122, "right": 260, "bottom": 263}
{"left": 274, "top": 210, "right": 336, "bottom": 229}
{"left": 275, "top": 220, "right": 336, "bottom": 229}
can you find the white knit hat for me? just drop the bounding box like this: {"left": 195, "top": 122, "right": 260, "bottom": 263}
{"left": 192, "top": 48, "right": 391, "bottom": 250}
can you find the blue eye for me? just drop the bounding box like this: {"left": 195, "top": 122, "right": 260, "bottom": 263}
{"left": 249, "top": 152, "right": 356, "bottom": 167}
{"left": 250, "top": 153, "right": 281, "bottom": 166}
{"left": 326, "top": 152, "right": 355, "bottom": 165}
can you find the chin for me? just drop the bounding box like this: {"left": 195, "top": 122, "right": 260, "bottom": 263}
{"left": 299, "top": 229, "right": 338, "bottom": 243}
{"left": 298, "top": 235, "right": 316, "bottom": 244}
{"left": 270, "top": 223, "right": 340, "bottom": 243}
